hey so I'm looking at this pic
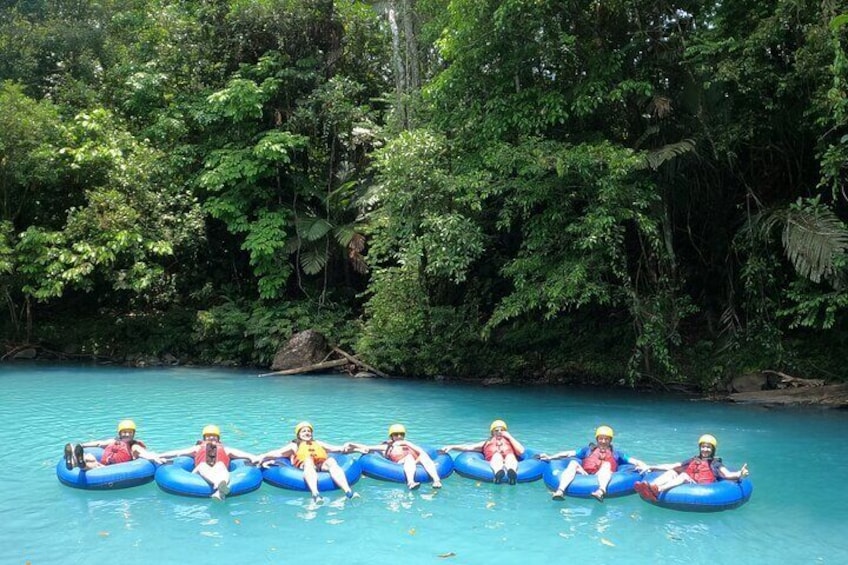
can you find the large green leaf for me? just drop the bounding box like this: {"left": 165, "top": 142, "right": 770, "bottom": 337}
{"left": 783, "top": 205, "right": 848, "bottom": 284}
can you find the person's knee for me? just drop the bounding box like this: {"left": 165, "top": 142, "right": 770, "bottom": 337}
{"left": 324, "top": 459, "right": 340, "bottom": 471}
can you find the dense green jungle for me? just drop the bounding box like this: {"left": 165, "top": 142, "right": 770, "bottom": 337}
{"left": 1, "top": 0, "right": 847, "bottom": 389}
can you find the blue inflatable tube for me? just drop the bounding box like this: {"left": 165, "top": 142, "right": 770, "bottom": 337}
{"left": 155, "top": 456, "right": 262, "bottom": 498}
{"left": 359, "top": 447, "right": 453, "bottom": 483}
{"left": 542, "top": 457, "right": 640, "bottom": 497}
{"left": 57, "top": 447, "right": 156, "bottom": 490}
{"left": 262, "top": 453, "right": 361, "bottom": 492}
{"left": 637, "top": 470, "right": 753, "bottom": 511}
{"left": 452, "top": 448, "right": 544, "bottom": 483}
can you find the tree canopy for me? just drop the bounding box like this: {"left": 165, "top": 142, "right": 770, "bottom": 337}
{"left": 1, "top": 0, "right": 846, "bottom": 387}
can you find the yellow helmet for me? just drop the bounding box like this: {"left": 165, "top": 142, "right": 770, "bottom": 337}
{"left": 294, "top": 421, "right": 313, "bottom": 437}
{"left": 202, "top": 424, "right": 221, "bottom": 438}
{"left": 490, "top": 419, "right": 508, "bottom": 432}
{"left": 117, "top": 419, "right": 136, "bottom": 433}
{"left": 698, "top": 434, "right": 717, "bottom": 449}
{"left": 388, "top": 423, "right": 407, "bottom": 437}
{"left": 595, "top": 425, "right": 614, "bottom": 439}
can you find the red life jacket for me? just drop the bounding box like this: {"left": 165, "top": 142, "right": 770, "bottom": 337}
{"left": 386, "top": 441, "right": 420, "bottom": 463}
{"left": 482, "top": 436, "right": 516, "bottom": 460}
{"left": 101, "top": 439, "right": 145, "bottom": 465}
{"left": 194, "top": 441, "right": 231, "bottom": 468}
{"left": 582, "top": 445, "right": 619, "bottom": 474}
{"left": 683, "top": 457, "right": 717, "bottom": 483}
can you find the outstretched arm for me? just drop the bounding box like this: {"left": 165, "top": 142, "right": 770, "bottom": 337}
{"left": 623, "top": 455, "right": 650, "bottom": 472}
{"left": 158, "top": 445, "right": 197, "bottom": 459}
{"left": 226, "top": 446, "right": 258, "bottom": 461}
{"left": 718, "top": 463, "right": 749, "bottom": 481}
{"left": 346, "top": 441, "right": 385, "bottom": 454}
{"left": 253, "top": 443, "right": 296, "bottom": 465}
{"left": 646, "top": 461, "right": 684, "bottom": 472}
{"left": 442, "top": 441, "right": 485, "bottom": 453}
{"left": 133, "top": 444, "right": 165, "bottom": 464}
{"left": 538, "top": 449, "right": 577, "bottom": 461}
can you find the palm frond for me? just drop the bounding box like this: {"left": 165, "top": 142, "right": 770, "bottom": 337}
{"left": 783, "top": 206, "right": 848, "bottom": 283}
{"left": 295, "top": 216, "right": 333, "bottom": 242}
{"left": 299, "top": 249, "right": 328, "bottom": 275}
{"left": 334, "top": 224, "right": 356, "bottom": 247}
{"left": 639, "top": 139, "right": 696, "bottom": 171}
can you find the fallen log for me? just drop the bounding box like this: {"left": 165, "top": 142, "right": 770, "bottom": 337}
{"left": 258, "top": 358, "right": 348, "bottom": 377}
{"left": 332, "top": 346, "right": 389, "bottom": 378}
{"left": 761, "top": 370, "right": 825, "bottom": 388}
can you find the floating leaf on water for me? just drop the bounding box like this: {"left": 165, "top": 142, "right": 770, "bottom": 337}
{"left": 438, "top": 552, "right": 456, "bottom": 558}
{"left": 600, "top": 538, "right": 615, "bottom": 547}
{"left": 408, "top": 528, "right": 416, "bottom": 535}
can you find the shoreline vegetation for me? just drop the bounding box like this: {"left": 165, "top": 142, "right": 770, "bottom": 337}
{"left": 4, "top": 337, "right": 846, "bottom": 409}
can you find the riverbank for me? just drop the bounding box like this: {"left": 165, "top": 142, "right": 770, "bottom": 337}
{"left": 724, "top": 383, "right": 848, "bottom": 409}
{"left": 5, "top": 338, "right": 847, "bottom": 408}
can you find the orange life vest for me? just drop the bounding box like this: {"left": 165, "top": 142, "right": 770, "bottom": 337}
{"left": 293, "top": 441, "right": 328, "bottom": 467}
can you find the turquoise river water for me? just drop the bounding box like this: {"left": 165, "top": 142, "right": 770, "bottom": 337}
{"left": 2, "top": 363, "right": 847, "bottom": 564}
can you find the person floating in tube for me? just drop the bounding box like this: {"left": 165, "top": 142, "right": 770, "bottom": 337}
{"left": 159, "top": 425, "right": 256, "bottom": 501}
{"left": 349, "top": 423, "right": 443, "bottom": 490}
{"left": 62, "top": 419, "right": 164, "bottom": 471}
{"left": 538, "top": 425, "right": 649, "bottom": 502}
{"left": 442, "top": 419, "right": 525, "bottom": 485}
{"left": 253, "top": 421, "right": 359, "bottom": 502}
{"left": 633, "top": 434, "right": 749, "bottom": 502}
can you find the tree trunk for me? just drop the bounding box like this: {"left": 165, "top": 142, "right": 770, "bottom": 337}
{"left": 402, "top": 0, "right": 419, "bottom": 90}
{"left": 387, "top": 2, "right": 407, "bottom": 128}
